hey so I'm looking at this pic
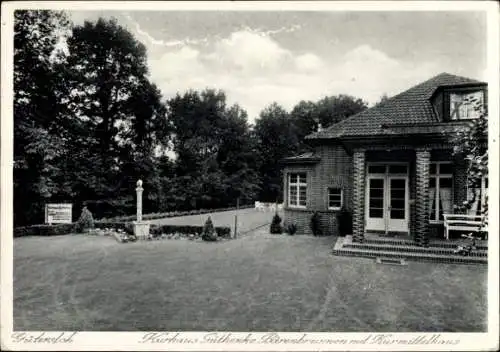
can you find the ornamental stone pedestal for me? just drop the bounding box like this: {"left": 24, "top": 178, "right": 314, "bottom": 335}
{"left": 133, "top": 179, "right": 150, "bottom": 240}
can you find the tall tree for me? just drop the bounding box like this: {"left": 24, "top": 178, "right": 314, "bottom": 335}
{"left": 254, "top": 102, "right": 299, "bottom": 202}
{"left": 13, "top": 10, "right": 72, "bottom": 225}
{"left": 63, "top": 17, "right": 168, "bottom": 216}
{"left": 290, "top": 95, "right": 368, "bottom": 153}
{"left": 167, "top": 89, "right": 259, "bottom": 209}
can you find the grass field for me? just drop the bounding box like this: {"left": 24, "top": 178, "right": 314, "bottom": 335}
{"left": 14, "top": 214, "right": 487, "bottom": 332}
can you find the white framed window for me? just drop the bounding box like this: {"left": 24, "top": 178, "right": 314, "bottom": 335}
{"left": 429, "top": 162, "right": 453, "bottom": 222}
{"left": 467, "top": 175, "right": 488, "bottom": 216}
{"left": 288, "top": 173, "right": 307, "bottom": 208}
{"left": 328, "top": 188, "right": 343, "bottom": 210}
{"left": 449, "top": 90, "right": 484, "bottom": 120}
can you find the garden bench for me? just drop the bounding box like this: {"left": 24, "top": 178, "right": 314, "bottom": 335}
{"left": 443, "top": 214, "right": 488, "bottom": 240}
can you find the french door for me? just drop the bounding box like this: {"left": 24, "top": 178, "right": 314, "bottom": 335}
{"left": 366, "top": 164, "right": 409, "bottom": 233}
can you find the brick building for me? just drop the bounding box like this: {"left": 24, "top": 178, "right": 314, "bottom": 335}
{"left": 282, "top": 73, "right": 488, "bottom": 244}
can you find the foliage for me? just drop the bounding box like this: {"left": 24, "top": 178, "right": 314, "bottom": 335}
{"left": 270, "top": 213, "right": 283, "bottom": 234}
{"left": 336, "top": 207, "right": 353, "bottom": 236}
{"left": 310, "top": 211, "right": 323, "bottom": 236}
{"left": 13, "top": 11, "right": 371, "bottom": 227}
{"left": 13, "top": 10, "right": 72, "bottom": 225}
{"left": 13, "top": 13, "right": 169, "bottom": 226}
{"left": 77, "top": 206, "right": 95, "bottom": 232}
{"left": 166, "top": 89, "right": 260, "bottom": 210}
{"left": 94, "top": 221, "right": 134, "bottom": 236}
{"left": 451, "top": 97, "right": 488, "bottom": 224}
{"left": 290, "top": 95, "right": 368, "bottom": 152}
{"left": 285, "top": 222, "right": 297, "bottom": 235}
{"left": 14, "top": 223, "right": 76, "bottom": 237}
{"left": 150, "top": 224, "right": 231, "bottom": 239}
{"left": 254, "top": 103, "right": 299, "bottom": 202}
{"left": 202, "top": 216, "right": 218, "bottom": 241}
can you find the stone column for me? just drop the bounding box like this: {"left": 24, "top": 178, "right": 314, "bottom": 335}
{"left": 136, "top": 179, "right": 143, "bottom": 221}
{"left": 133, "top": 179, "right": 150, "bottom": 240}
{"left": 415, "top": 149, "right": 431, "bottom": 246}
{"left": 352, "top": 149, "right": 366, "bottom": 242}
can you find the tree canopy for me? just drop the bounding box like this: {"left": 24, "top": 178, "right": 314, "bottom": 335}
{"left": 13, "top": 10, "right": 371, "bottom": 225}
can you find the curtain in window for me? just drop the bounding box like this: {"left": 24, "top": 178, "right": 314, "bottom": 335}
{"left": 439, "top": 188, "right": 453, "bottom": 217}
{"left": 468, "top": 187, "right": 480, "bottom": 216}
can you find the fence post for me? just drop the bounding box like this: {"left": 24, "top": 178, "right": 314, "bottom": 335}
{"left": 234, "top": 197, "right": 239, "bottom": 238}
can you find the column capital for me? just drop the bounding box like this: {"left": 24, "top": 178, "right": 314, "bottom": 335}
{"left": 415, "top": 147, "right": 431, "bottom": 154}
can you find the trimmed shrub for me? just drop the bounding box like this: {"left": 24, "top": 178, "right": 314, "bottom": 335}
{"left": 202, "top": 216, "right": 217, "bottom": 242}
{"left": 77, "top": 206, "right": 94, "bottom": 233}
{"left": 270, "top": 213, "right": 283, "bottom": 234}
{"left": 14, "top": 223, "right": 76, "bottom": 237}
{"left": 285, "top": 223, "right": 297, "bottom": 235}
{"left": 310, "top": 211, "right": 323, "bottom": 236}
{"left": 336, "top": 207, "right": 353, "bottom": 236}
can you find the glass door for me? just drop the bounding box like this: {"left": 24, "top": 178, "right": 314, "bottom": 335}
{"left": 387, "top": 177, "right": 408, "bottom": 232}
{"left": 366, "top": 177, "right": 386, "bottom": 231}
{"left": 365, "top": 163, "right": 409, "bottom": 233}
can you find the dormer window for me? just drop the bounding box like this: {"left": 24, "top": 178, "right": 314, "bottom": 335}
{"left": 449, "top": 90, "right": 484, "bottom": 120}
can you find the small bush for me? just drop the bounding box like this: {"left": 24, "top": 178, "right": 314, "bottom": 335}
{"left": 285, "top": 223, "right": 297, "bottom": 235}
{"left": 336, "top": 207, "right": 352, "bottom": 236}
{"left": 310, "top": 211, "right": 323, "bottom": 236}
{"left": 270, "top": 213, "right": 283, "bottom": 234}
{"left": 77, "top": 206, "right": 94, "bottom": 233}
{"left": 202, "top": 216, "right": 217, "bottom": 241}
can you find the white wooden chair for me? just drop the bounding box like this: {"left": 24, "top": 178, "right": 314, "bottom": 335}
{"left": 443, "top": 214, "right": 488, "bottom": 240}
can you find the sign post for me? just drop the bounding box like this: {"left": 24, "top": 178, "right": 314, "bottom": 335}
{"left": 45, "top": 204, "right": 73, "bottom": 224}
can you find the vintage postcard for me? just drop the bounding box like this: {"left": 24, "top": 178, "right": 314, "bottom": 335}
{"left": 1, "top": 1, "right": 499, "bottom": 351}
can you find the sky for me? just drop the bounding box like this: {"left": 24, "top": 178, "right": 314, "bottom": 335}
{"left": 68, "top": 10, "right": 487, "bottom": 123}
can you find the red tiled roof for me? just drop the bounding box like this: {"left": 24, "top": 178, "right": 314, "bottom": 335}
{"left": 306, "top": 73, "right": 484, "bottom": 140}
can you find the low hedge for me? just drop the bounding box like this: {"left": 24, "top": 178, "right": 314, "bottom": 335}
{"left": 150, "top": 224, "right": 232, "bottom": 239}
{"left": 14, "top": 221, "right": 232, "bottom": 239}
{"left": 14, "top": 223, "right": 77, "bottom": 238}
{"left": 98, "top": 204, "right": 254, "bottom": 222}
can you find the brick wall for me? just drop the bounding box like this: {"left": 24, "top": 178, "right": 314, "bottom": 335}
{"left": 283, "top": 143, "right": 353, "bottom": 236}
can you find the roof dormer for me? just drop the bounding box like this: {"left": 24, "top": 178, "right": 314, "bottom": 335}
{"left": 432, "top": 84, "right": 487, "bottom": 122}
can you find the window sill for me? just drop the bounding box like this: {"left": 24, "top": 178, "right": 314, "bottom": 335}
{"left": 287, "top": 206, "right": 307, "bottom": 210}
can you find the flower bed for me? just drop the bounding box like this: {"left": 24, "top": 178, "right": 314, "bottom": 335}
{"left": 149, "top": 224, "right": 232, "bottom": 241}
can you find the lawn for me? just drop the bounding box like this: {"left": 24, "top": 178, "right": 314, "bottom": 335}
{"left": 14, "top": 228, "right": 487, "bottom": 332}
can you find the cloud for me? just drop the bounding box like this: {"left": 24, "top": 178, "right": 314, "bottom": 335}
{"left": 207, "top": 31, "right": 293, "bottom": 74}
{"left": 145, "top": 26, "right": 440, "bottom": 121}
{"left": 295, "top": 53, "right": 324, "bottom": 72}
{"left": 125, "top": 14, "right": 209, "bottom": 47}
{"left": 242, "top": 24, "right": 302, "bottom": 37}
